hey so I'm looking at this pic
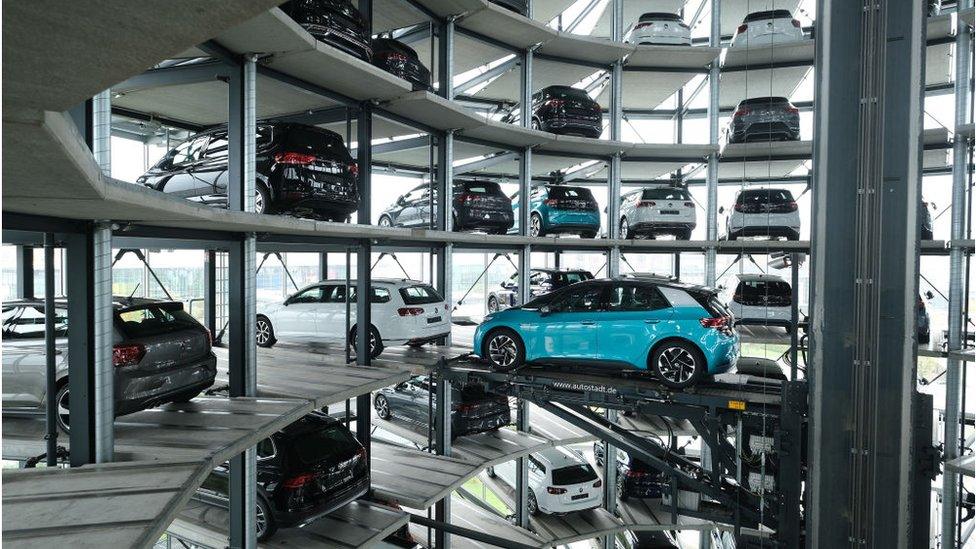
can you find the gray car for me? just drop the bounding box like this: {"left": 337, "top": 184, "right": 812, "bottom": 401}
{"left": 726, "top": 96, "right": 800, "bottom": 143}
{"left": 2, "top": 297, "right": 217, "bottom": 432}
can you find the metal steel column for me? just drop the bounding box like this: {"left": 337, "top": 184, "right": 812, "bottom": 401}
{"left": 319, "top": 252, "right": 328, "bottom": 280}
{"left": 808, "top": 0, "right": 927, "bottom": 546}
{"left": 92, "top": 90, "right": 111, "bottom": 173}
{"left": 43, "top": 234, "right": 58, "bottom": 467}
{"left": 204, "top": 250, "right": 217, "bottom": 336}
{"left": 437, "top": 12, "right": 455, "bottom": 348}
{"left": 228, "top": 53, "right": 258, "bottom": 549}
{"left": 434, "top": 373, "right": 453, "bottom": 548}
{"left": 439, "top": 18, "right": 455, "bottom": 100}
{"left": 356, "top": 98, "right": 373, "bottom": 452}
{"left": 942, "top": 3, "right": 972, "bottom": 543}
{"left": 704, "top": 0, "right": 720, "bottom": 286}
{"left": 16, "top": 245, "right": 34, "bottom": 299}
{"left": 65, "top": 221, "right": 113, "bottom": 466}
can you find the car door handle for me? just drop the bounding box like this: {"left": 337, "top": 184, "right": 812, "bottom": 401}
{"left": 645, "top": 319, "right": 661, "bottom": 324}
{"left": 581, "top": 321, "right": 596, "bottom": 325}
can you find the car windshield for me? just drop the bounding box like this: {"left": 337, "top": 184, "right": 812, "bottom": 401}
{"left": 642, "top": 188, "right": 691, "bottom": 200}
{"left": 551, "top": 463, "right": 598, "bottom": 485}
{"left": 116, "top": 303, "right": 200, "bottom": 338}
{"left": 736, "top": 189, "right": 793, "bottom": 204}
{"left": 548, "top": 187, "right": 594, "bottom": 200}
{"left": 639, "top": 12, "right": 682, "bottom": 21}
{"left": 399, "top": 284, "right": 443, "bottom": 305}
{"left": 291, "top": 423, "right": 361, "bottom": 466}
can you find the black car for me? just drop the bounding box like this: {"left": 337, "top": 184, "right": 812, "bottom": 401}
{"left": 371, "top": 38, "right": 431, "bottom": 91}
{"left": 489, "top": 0, "right": 528, "bottom": 15}
{"left": 139, "top": 123, "right": 358, "bottom": 222}
{"left": 593, "top": 443, "right": 667, "bottom": 500}
{"left": 920, "top": 200, "right": 934, "bottom": 240}
{"left": 487, "top": 268, "right": 594, "bottom": 312}
{"left": 282, "top": 0, "right": 372, "bottom": 61}
{"left": 618, "top": 530, "right": 680, "bottom": 549}
{"left": 727, "top": 96, "right": 800, "bottom": 143}
{"left": 195, "top": 412, "right": 369, "bottom": 540}
{"left": 378, "top": 180, "right": 514, "bottom": 234}
{"left": 373, "top": 375, "right": 511, "bottom": 438}
{"left": 529, "top": 86, "right": 603, "bottom": 138}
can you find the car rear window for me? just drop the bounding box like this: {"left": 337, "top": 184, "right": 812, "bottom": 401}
{"left": 281, "top": 126, "right": 351, "bottom": 160}
{"left": 736, "top": 189, "right": 794, "bottom": 204}
{"left": 546, "top": 87, "right": 590, "bottom": 101}
{"left": 737, "top": 280, "right": 792, "bottom": 298}
{"left": 744, "top": 9, "right": 793, "bottom": 22}
{"left": 461, "top": 181, "right": 503, "bottom": 195}
{"left": 639, "top": 12, "right": 682, "bottom": 22}
{"left": 551, "top": 463, "right": 598, "bottom": 485}
{"left": 688, "top": 291, "right": 731, "bottom": 318}
{"left": 399, "top": 284, "right": 444, "bottom": 305}
{"left": 548, "top": 186, "right": 594, "bottom": 200}
{"left": 290, "top": 423, "right": 361, "bottom": 466}
{"left": 116, "top": 303, "right": 201, "bottom": 338}
{"left": 642, "top": 188, "right": 691, "bottom": 200}
{"left": 553, "top": 271, "right": 593, "bottom": 285}
{"left": 739, "top": 97, "right": 790, "bottom": 107}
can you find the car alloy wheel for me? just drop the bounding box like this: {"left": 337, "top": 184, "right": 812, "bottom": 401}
{"left": 656, "top": 346, "right": 698, "bottom": 385}
{"left": 374, "top": 395, "right": 391, "bottom": 419}
{"left": 379, "top": 216, "right": 392, "bottom": 227}
{"left": 256, "top": 318, "right": 272, "bottom": 346}
{"left": 487, "top": 296, "right": 499, "bottom": 313}
{"left": 620, "top": 218, "right": 629, "bottom": 239}
{"left": 530, "top": 215, "right": 542, "bottom": 237}
{"left": 527, "top": 491, "right": 539, "bottom": 515}
{"left": 255, "top": 501, "right": 268, "bottom": 538}
{"left": 487, "top": 333, "right": 519, "bottom": 368}
{"left": 56, "top": 385, "right": 70, "bottom": 433}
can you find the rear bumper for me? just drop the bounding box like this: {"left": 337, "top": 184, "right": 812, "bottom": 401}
{"left": 404, "top": 332, "right": 451, "bottom": 346}
{"left": 275, "top": 475, "right": 370, "bottom": 529}
{"left": 374, "top": 58, "right": 432, "bottom": 91}
{"left": 728, "top": 225, "right": 800, "bottom": 240}
{"left": 544, "top": 210, "right": 601, "bottom": 234}
{"left": 538, "top": 493, "right": 603, "bottom": 514}
{"left": 729, "top": 121, "right": 800, "bottom": 143}
{"left": 303, "top": 23, "right": 372, "bottom": 61}
{"left": 274, "top": 173, "right": 358, "bottom": 220}
{"left": 453, "top": 409, "right": 511, "bottom": 436}
{"left": 115, "top": 354, "right": 217, "bottom": 416}
{"left": 456, "top": 208, "right": 514, "bottom": 231}
{"left": 539, "top": 116, "right": 602, "bottom": 138}
{"left": 631, "top": 221, "right": 695, "bottom": 235}
{"left": 622, "top": 478, "right": 666, "bottom": 498}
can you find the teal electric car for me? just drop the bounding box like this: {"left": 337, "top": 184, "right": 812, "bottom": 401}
{"left": 511, "top": 184, "right": 601, "bottom": 238}
{"left": 473, "top": 278, "right": 739, "bottom": 388}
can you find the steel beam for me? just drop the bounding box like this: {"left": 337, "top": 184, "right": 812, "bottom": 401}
{"left": 704, "top": 0, "right": 720, "bottom": 286}
{"left": 454, "top": 151, "right": 517, "bottom": 175}
{"left": 43, "top": 234, "right": 58, "bottom": 467}
{"left": 454, "top": 56, "right": 519, "bottom": 95}
{"left": 434, "top": 373, "right": 453, "bottom": 548}
{"left": 204, "top": 250, "right": 217, "bottom": 336}
{"left": 16, "top": 245, "right": 33, "bottom": 299}
{"left": 438, "top": 18, "right": 455, "bottom": 100}
{"left": 113, "top": 61, "right": 230, "bottom": 93}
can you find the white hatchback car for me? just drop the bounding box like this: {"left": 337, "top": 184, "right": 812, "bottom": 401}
{"left": 486, "top": 447, "right": 603, "bottom": 515}
{"left": 723, "top": 188, "right": 800, "bottom": 241}
{"left": 255, "top": 278, "right": 450, "bottom": 358}
{"left": 629, "top": 12, "right": 691, "bottom": 46}
{"left": 731, "top": 9, "right": 804, "bottom": 48}
{"left": 722, "top": 273, "right": 793, "bottom": 330}
{"left": 619, "top": 186, "right": 697, "bottom": 240}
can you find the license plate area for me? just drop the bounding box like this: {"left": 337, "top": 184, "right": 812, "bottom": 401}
{"left": 571, "top": 493, "right": 588, "bottom": 501}
{"left": 427, "top": 316, "right": 442, "bottom": 324}
{"left": 660, "top": 210, "right": 680, "bottom": 215}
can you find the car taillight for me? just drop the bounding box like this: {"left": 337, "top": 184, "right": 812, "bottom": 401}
{"left": 544, "top": 198, "right": 560, "bottom": 206}
{"left": 684, "top": 201, "right": 694, "bottom": 207}
{"left": 274, "top": 151, "right": 317, "bottom": 165}
{"left": 786, "top": 200, "right": 798, "bottom": 211}
{"left": 626, "top": 469, "right": 647, "bottom": 478}
{"left": 398, "top": 307, "right": 425, "bottom": 316}
{"left": 547, "top": 486, "right": 567, "bottom": 495}
{"left": 283, "top": 472, "right": 315, "bottom": 489}
{"left": 454, "top": 402, "right": 475, "bottom": 413}
{"left": 700, "top": 316, "right": 730, "bottom": 329}
{"left": 785, "top": 106, "right": 799, "bottom": 115}
{"left": 636, "top": 200, "right": 657, "bottom": 208}
{"left": 593, "top": 479, "right": 602, "bottom": 488}
{"left": 348, "top": 162, "right": 359, "bottom": 177}
{"left": 381, "top": 51, "right": 410, "bottom": 62}
{"left": 545, "top": 99, "right": 565, "bottom": 108}
{"left": 113, "top": 343, "right": 146, "bottom": 368}
{"left": 737, "top": 23, "right": 748, "bottom": 34}
{"left": 203, "top": 328, "right": 213, "bottom": 348}
{"left": 734, "top": 203, "right": 745, "bottom": 212}
{"left": 459, "top": 193, "right": 477, "bottom": 204}
{"left": 733, "top": 107, "right": 752, "bottom": 118}
{"left": 791, "top": 19, "right": 801, "bottom": 28}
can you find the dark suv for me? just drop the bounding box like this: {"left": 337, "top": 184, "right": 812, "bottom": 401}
{"left": 529, "top": 86, "right": 603, "bottom": 138}
{"left": 727, "top": 97, "right": 800, "bottom": 143}
{"left": 487, "top": 268, "right": 594, "bottom": 312}
{"left": 373, "top": 375, "right": 512, "bottom": 438}
{"left": 139, "top": 123, "right": 358, "bottom": 222}
{"left": 2, "top": 298, "right": 216, "bottom": 433}
{"left": 371, "top": 37, "right": 431, "bottom": 91}
{"left": 195, "top": 412, "right": 369, "bottom": 540}
{"left": 282, "top": 0, "right": 372, "bottom": 61}
{"left": 593, "top": 443, "right": 667, "bottom": 500}
{"left": 378, "top": 180, "right": 514, "bottom": 234}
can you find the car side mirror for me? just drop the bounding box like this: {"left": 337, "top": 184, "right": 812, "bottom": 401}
{"left": 539, "top": 305, "right": 552, "bottom": 316}
{"left": 394, "top": 382, "right": 408, "bottom": 392}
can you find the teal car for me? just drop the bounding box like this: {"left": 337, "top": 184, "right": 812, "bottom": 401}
{"left": 473, "top": 278, "right": 739, "bottom": 388}
{"left": 511, "top": 184, "right": 601, "bottom": 238}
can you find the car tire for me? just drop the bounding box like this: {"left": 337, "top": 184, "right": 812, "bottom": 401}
{"left": 529, "top": 213, "right": 545, "bottom": 237}
{"left": 527, "top": 490, "right": 540, "bottom": 516}
{"left": 352, "top": 325, "right": 384, "bottom": 359}
{"left": 620, "top": 218, "right": 634, "bottom": 239}
{"left": 531, "top": 118, "right": 541, "bottom": 131}
{"left": 650, "top": 340, "right": 705, "bottom": 389}
{"left": 374, "top": 394, "right": 392, "bottom": 419}
{"left": 678, "top": 228, "right": 693, "bottom": 240}
{"left": 486, "top": 465, "right": 497, "bottom": 478}
{"left": 727, "top": 232, "right": 738, "bottom": 241}
{"left": 487, "top": 296, "right": 499, "bottom": 313}
{"left": 483, "top": 328, "right": 525, "bottom": 371}
{"left": 490, "top": 227, "right": 508, "bottom": 235}
{"left": 256, "top": 494, "right": 277, "bottom": 541}
{"left": 54, "top": 381, "right": 71, "bottom": 434}
{"left": 256, "top": 315, "right": 276, "bottom": 348}
{"left": 378, "top": 215, "right": 394, "bottom": 228}
{"left": 254, "top": 184, "right": 271, "bottom": 215}
{"left": 581, "top": 230, "right": 597, "bottom": 239}
{"left": 171, "top": 389, "right": 202, "bottom": 403}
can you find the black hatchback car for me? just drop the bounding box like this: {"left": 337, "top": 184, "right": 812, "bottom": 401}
{"left": 373, "top": 376, "right": 511, "bottom": 438}
{"left": 371, "top": 37, "right": 431, "bottom": 91}
{"left": 139, "top": 123, "right": 359, "bottom": 222}
{"left": 727, "top": 96, "right": 800, "bottom": 143}
{"left": 593, "top": 444, "right": 667, "bottom": 500}
{"left": 378, "top": 180, "right": 514, "bottom": 234}
{"left": 487, "top": 268, "right": 594, "bottom": 312}
{"left": 282, "top": 0, "right": 372, "bottom": 61}
{"left": 527, "top": 86, "right": 603, "bottom": 138}
{"left": 195, "top": 412, "right": 369, "bottom": 540}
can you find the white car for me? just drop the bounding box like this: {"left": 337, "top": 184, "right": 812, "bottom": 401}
{"left": 723, "top": 188, "right": 800, "bottom": 241}
{"left": 486, "top": 447, "right": 603, "bottom": 515}
{"left": 619, "top": 186, "right": 697, "bottom": 240}
{"left": 723, "top": 273, "right": 793, "bottom": 330}
{"left": 255, "top": 278, "right": 450, "bottom": 358}
{"left": 731, "top": 9, "right": 804, "bottom": 48}
{"left": 629, "top": 12, "right": 691, "bottom": 46}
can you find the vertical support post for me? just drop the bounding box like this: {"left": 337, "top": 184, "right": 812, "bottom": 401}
{"left": 607, "top": 0, "right": 623, "bottom": 281}
{"left": 356, "top": 92, "right": 374, "bottom": 449}
{"left": 65, "top": 221, "right": 114, "bottom": 466}
{"left": 204, "top": 250, "right": 217, "bottom": 336}
{"left": 808, "top": 0, "right": 926, "bottom": 546}
{"left": 516, "top": 42, "right": 532, "bottom": 523}
{"left": 434, "top": 373, "right": 453, "bottom": 548}
{"left": 16, "top": 246, "right": 34, "bottom": 299}
{"left": 790, "top": 253, "right": 800, "bottom": 380}
{"left": 438, "top": 18, "right": 454, "bottom": 100}
{"left": 228, "top": 53, "right": 258, "bottom": 549}
{"left": 519, "top": 44, "right": 534, "bottom": 241}
{"left": 92, "top": 90, "right": 111, "bottom": 174}
{"left": 436, "top": 130, "right": 453, "bottom": 345}
{"left": 43, "top": 234, "right": 58, "bottom": 467}
{"left": 319, "top": 252, "right": 328, "bottom": 280}
{"left": 942, "top": 3, "right": 972, "bottom": 542}
{"left": 704, "top": 0, "right": 720, "bottom": 286}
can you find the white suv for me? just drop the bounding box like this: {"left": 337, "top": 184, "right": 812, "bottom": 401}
{"left": 255, "top": 279, "right": 450, "bottom": 358}
{"left": 619, "top": 186, "right": 697, "bottom": 240}
{"left": 731, "top": 9, "right": 804, "bottom": 48}
{"left": 486, "top": 447, "right": 603, "bottom": 515}
{"left": 629, "top": 12, "right": 691, "bottom": 46}
{"left": 723, "top": 274, "right": 794, "bottom": 330}
{"left": 723, "top": 188, "right": 800, "bottom": 241}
